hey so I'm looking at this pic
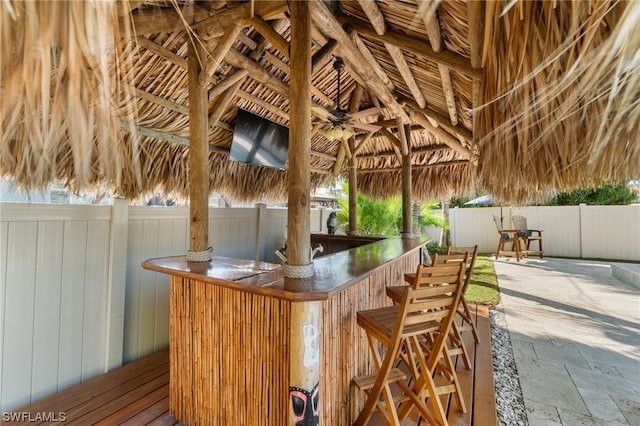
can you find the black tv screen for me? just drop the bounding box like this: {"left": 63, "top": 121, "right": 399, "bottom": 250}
{"left": 229, "top": 108, "right": 289, "bottom": 170}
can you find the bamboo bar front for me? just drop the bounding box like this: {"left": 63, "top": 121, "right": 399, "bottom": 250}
{"left": 143, "top": 237, "right": 427, "bottom": 425}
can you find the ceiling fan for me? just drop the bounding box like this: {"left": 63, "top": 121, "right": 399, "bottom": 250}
{"left": 311, "top": 57, "right": 382, "bottom": 142}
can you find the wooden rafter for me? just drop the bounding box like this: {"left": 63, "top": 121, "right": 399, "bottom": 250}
{"left": 199, "top": 22, "right": 243, "bottom": 86}
{"left": 341, "top": 15, "right": 482, "bottom": 79}
{"left": 358, "top": 0, "right": 426, "bottom": 108}
{"left": 127, "top": 84, "right": 188, "bottom": 115}
{"left": 310, "top": 0, "right": 409, "bottom": 123}
{"left": 409, "top": 111, "right": 474, "bottom": 160}
{"left": 249, "top": 16, "right": 290, "bottom": 60}
{"left": 193, "top": 1, "right": 288, "bottom": 39}
{"left": 358, "top": 160, "right": 469, "bottom": 173}
{"left": 417, "top": 0, "right": 459, "bottom": 126}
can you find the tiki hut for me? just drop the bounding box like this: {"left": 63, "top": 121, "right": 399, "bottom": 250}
{"left": 2, "top": 0, "right": 638, "bottom": 206}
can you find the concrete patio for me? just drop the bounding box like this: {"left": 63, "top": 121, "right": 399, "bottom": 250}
{"left": 494, "top": 257, "right": 640, "bottom": 425}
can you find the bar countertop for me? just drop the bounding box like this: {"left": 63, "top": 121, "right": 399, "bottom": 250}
{"left": 142, "top": 236, "right": 429, "bottom": 301}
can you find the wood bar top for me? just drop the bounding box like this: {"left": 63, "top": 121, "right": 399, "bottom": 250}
{"left": 142, "top": 236, "right": 429, "bottom": 301}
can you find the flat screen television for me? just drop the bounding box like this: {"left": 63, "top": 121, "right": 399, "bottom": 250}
{"left": 229, "top": 108, "right": 289, "bottom": 170}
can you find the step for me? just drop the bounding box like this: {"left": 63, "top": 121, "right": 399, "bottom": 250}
{"left": 611, "top": 263, "right": 640, "bottom": 290}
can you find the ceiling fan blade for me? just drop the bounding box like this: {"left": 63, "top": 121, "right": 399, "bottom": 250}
{"left": 348, "top": 121, "right": 381, "bottom": 132}
{"left": 311, "top": 106, "right": 335, "bottom": 121}
{"left": 346, "top": 107, "right": 381, "bottom": 120}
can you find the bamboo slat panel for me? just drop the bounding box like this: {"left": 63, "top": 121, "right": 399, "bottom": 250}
{"left": 169, "top": 276, "right": 291, "bottom": 425}
{"left": 319, "top": 250, "right": 420, "bottom": 424}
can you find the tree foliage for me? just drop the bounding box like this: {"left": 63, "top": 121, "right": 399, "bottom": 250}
{"left": 549, "top": 184, "right": 637, "bottom": 205}
{"left": 336, "top": 185, "right": 447, "bottom": 236}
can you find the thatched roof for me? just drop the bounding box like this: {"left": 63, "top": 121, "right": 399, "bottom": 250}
{"left": 1, "top": 0, "right": 638, "bottom": 204}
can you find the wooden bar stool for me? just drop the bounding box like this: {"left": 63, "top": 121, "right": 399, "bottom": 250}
{"left": 388, "top": 253, "right": 474, "bottom": 369}
{"left": 353, "top": 263, "right": 466, "bottom": 425}
{"left": 447, "top": 246, "right": 480, "bottom": 343}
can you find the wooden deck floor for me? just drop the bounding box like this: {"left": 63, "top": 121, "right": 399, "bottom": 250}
{"left": 9, "top": 305, "right": 496, "bottom": 426}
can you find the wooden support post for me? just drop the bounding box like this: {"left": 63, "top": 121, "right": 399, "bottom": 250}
{"left": 401, "top": 124, "right": 412, "bottom": 239}
{"left": 287, "top": 6, "right": 317, "bottom": 424}
{"left": 289, "top": 301, "right": 321, "bottom": 426}
{"left": 286, "top": 0, "right": 312, "bottom": 275}
{"left": 348, "top": 136, "right": 359, "bottom": 236}
{"left": 187, "top": 37, "right": 210, "bottom": 260}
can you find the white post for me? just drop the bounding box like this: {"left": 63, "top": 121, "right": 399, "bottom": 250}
{"left": 104, "top": 198, "right": 129, "bottom": 371}
{"left": 254, "top": 203, "right": 266, "bottom": 262}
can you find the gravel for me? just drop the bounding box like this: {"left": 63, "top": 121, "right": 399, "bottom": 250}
{"left": 490, "top": 306, "right": 529, "bottom": 426}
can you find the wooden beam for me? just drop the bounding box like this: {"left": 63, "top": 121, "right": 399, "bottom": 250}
{"left": 396, "top": 117, "right": 409, "bottom": 155}
{"left": 119, "top": 122, "right": 230, "bottom": 153}
{"left": 262, "top": 52, "right": 334, "bottom": 106}
{"left": 358, "top": 160, "right": 469, "bottom": 173}
{"left": 439, "top": 66, "right": 459, "bottom": 125}
{"left": 416, "top": 0, "right": 459, "bottom": 125}
{"left": 468, "top": 0, "right": 486, "bottom": 145}
{"left": 341, "top": 16, "right": 482, "bottom": 79}
{"left": 310, "top": 0, "right": 409, "bottom": 123}
{"left": 401, "top": 124, "right": 412, "bottom": 237}
{"left": 352, "top": 131, "right": 375, "bottom": 157}
{"left": 287, "top": 0, "right": 311, "bottom": 270}
{"left": 136, "top": 37, "right": 187, "bottom": 68}
{"left": 409, "top": 111, "right": 475, "bottom": 160}
{"left": 358, "top": 0, "right": 426, "bottom": 108}
{"left": 348, "top": 136, "right": 358, "bottom": 235}
{"left": 311, "top": 150, "right": 336, "bottom": 161}
{"left": 249, "top": 16, "right": 290, "bottom": 60}
{"left": 358, "top": 144, "right": 449, "bottom": 159}
{"left": 199, "top": 22, "right": 243, "bottom": 86}
{"left": 380, "top": 128, "right": 403, "bottom": 161}
{"left": 350, "top": 32, "right": 395, "bottom": 92}
{"left": 193, "top": 1, "right": 288, "bottom": 39}
{"left": 468, "top": 0, "right": 486, "bottom": 69}
{"left": 208, "top": 69, "right": 249, "bottom": 100}
{"left": 127, "top": 84, "right": 188, "bottom": 115}
{"left": 223, "top": 48, "right": 289, "bottom": 97}
{"left": 332, "top": 145, "right": 347, "bottom": 177}
{"left": 208, "top": 80, "right": 243, "bottom": 132}
{"left": 124, "top": 4, "right": 211, "bottom": 36}
{"left": 237, "top": 89, "right": 289, "bottom": 121}
{"left": 311, "top": 39, "right": 338, "bottom": 75}
{"left": 187, "top": 38, "right": 209, "bottom": 257}
{"left": 416, "top": 0, "right": 442, "bottom": 51}
{"left": 397, "top": 92, "right": 473, "bottom": 142}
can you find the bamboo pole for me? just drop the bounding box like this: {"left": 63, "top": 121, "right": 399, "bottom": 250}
{"left": 187, "top": 37, "right": 210, "bottom": 259}
{"left": 286, "top": 0, "right": 312, "bottom": 272}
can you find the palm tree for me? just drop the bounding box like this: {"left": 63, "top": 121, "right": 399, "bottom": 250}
{"left": 336, "top": 184, "right": 447, "bottom": 237}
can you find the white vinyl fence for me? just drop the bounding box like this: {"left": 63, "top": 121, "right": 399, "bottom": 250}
{"left": 0, "top": 201, "right": 638, "bottom": 412}
{"left": 449, "top": 204, "right": 640, "bottom": 260}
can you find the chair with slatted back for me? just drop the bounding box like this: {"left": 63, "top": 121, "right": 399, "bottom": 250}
{"left": 355, "top": 262, "right": 467, "bottom": 425}
{"left": 493, "top": 214, "right": 523, "bottom": 261}
{"left": 512, "top": 215, "right": 543, "bottom": 258}
{"left": 447, "top": 245, "right": 480, "bottom": 344}
{"left": 386, "top": 253, "right": 473, "bottom": 369}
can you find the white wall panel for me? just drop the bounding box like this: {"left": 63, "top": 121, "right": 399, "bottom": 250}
{"left": 1, "top": 222, "right": 37, "bottom": 410}
{"left": 124, "top": 207, "right": 189, "bottom": 362}
{"left": 57, "top": 221, "right": 88, "bottom": 390}
{"left": 582, "top": 205, "right": 640, "bottom": 260}
{"left": 31, "top": 222, "right": 64, "bottom": 401}
{"left": 0, "top": 204, "right": 112, "bottom": 412}
{"left": 0, "top": 220, "right": 7, "bottom": 409}
{"left": 81, "top": 221, "right": 110, "bottom": 380}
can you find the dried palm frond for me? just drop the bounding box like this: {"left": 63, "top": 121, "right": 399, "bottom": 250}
{"left": 477, "top": 0, "right": 640, "bottom": 203}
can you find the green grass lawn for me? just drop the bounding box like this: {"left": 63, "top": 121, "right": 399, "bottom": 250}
{"left": 465, "top": 256, "right": 500, "bottom": 307}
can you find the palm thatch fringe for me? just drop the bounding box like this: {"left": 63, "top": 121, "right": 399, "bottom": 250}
{"left": 478, "top": 0, "right": 640, "bottom": 203}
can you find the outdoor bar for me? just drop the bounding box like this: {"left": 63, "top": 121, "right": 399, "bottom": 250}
{"left": 143, "top": 236, "right": 427, "bottom": 425}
